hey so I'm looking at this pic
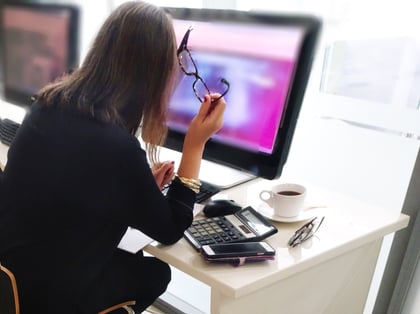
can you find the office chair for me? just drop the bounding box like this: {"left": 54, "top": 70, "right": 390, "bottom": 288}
{"left": 0, "top": 263, "right": 19, "bottom": 314}
{"left": 0, "top": 263, "right": 136, "bottom": 314}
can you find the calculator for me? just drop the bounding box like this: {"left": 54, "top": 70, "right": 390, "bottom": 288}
{"left": 184, "top": 206, "right": 278, "bottom": 251}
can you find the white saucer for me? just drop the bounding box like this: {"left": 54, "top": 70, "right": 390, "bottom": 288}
{"left": 257, "top": 203, "right": 318, "bottom": 223}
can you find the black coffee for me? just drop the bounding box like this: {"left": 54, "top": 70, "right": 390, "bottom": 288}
{"left": 277, "top": 190, "right": 301, "bottom": 196}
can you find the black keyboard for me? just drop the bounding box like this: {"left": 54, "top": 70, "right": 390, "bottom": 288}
{"left": 161, "top": 180, "right": 220, "bottom": 203}
{"left": 0, "top": 118, "right": 20, "bottom": 146}
{"left": 196, "top": 181, "right": 220, "bottom": 203}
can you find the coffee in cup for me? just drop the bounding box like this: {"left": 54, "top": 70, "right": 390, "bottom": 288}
{"left": 259, "top": 183, "right": 306, "bottom": 217}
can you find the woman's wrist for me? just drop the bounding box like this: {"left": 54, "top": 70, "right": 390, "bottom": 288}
{"left": 174, "top": 174, "right": 201, "bottom": 194}
{"left": 183, "top": 135, "right": 205, "bottom": 154}
{"left": 178, "top": 142, "right": 204, "bottom": 179}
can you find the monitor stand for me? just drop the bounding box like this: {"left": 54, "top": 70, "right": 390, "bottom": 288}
{"left": 159, "top": 147, "right": 256, "bottom": 189}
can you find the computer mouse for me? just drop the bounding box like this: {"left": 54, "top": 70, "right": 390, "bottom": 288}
{"left": 203, "top": 199, "right": 242, "bottom": 218}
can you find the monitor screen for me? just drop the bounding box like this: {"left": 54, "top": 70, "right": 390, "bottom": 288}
{"left": 171, "top": 19, "right": 304, "bottom": 155}
{"left": 0, "top": 2, "right": 79, "bottom": 107}
{"left": 164, "top": 8, "right": 321, "bottom": 183}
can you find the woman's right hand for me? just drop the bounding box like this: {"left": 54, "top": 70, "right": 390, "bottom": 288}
{"left": 184, "top": 94, "right": 226, "bottom": 148}
{"left": 177, "top": 94, "right": 226, "bottom": 180}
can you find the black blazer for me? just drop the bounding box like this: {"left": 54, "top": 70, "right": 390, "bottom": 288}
{"left": 0, "top": 101, "right": 195, "bottom": 310}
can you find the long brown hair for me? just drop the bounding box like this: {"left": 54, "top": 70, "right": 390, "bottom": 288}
{"left": 36, "top": 1, "right": 177, "bottom": 163}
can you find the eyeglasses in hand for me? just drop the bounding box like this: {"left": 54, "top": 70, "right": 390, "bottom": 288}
{"left": 288, "top": 216, "right": 325, "bottom": 247}
{"left": 177, "top": 26, "right": 230, "bottom": 103}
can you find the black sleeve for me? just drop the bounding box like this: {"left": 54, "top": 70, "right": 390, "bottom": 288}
{"left": 115, "top": 138, "right": 195, "bottom": 245}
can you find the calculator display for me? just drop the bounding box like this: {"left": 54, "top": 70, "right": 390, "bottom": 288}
{"left": 240, "top": 208, "right": 274, "bottom": 235}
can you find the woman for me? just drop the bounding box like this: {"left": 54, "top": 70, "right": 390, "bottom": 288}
{"left": 0, "top": 2, "right": 225, "bottom": 313}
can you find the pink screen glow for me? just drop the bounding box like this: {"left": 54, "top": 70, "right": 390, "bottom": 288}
{"left": 3, "top": 7, "right": 70, "bottom": 94}
{"left": 169, "top": 20, "right": 304, "bottom": 154}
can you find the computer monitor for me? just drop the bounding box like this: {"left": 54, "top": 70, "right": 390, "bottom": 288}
{"left": 0, "top": 2, "right": 79, "bottom": 108}
{"left": 164, "top": 7, "right": 321, "bottom": 187}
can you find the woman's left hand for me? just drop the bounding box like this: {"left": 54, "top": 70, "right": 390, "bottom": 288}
{"left": 152, "top": 161, "right": 175, "bottom": 190}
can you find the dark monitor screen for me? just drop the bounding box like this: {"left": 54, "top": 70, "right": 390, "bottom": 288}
{"left": 165, "top": 8, "right": 321, "bottom": 182}
{"left": 0, "top": 2, "right": 79, "bottom": 107}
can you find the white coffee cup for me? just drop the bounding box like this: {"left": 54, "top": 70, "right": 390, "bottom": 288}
{"left": 259, "top": 183, "right": 307, "bottom": 217}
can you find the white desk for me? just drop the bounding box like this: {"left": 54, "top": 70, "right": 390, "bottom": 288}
{"left": 0, "top": 140, "right": 409, "bottom": 314}
{"left": 145, "top": 179, "right": 409, "bottom": 314}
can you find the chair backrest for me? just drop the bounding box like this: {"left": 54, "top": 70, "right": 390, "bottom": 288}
{"left": 0, "top": 263, "right": 20, "bottom": 314}
{"left": 98, "top": 300, "right": 136, "bottom": 314}
{"left": 0, "top": 262, "right": 135, "bottom": 314}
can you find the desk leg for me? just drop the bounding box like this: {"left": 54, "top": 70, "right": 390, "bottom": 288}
{"left": 210, "top": 239, "right": 383, "bottom": 314}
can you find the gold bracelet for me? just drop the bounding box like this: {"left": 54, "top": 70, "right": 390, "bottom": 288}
{"left": 175, "top": 174, "right": 201, "bottom": 194}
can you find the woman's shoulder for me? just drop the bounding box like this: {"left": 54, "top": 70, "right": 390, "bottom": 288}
{"left": 25, "top": 99, "right": 144, "bottom": 154}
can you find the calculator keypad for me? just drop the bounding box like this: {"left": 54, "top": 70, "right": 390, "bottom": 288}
{"left": 186, "top": 217, "right": 247, "bottom": 247}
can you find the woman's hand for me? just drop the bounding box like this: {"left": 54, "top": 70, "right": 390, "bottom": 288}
{"left": 184, "top": 94, "right": 226, "bottom": 149}
{"left": 152, "top": 161, "right": 175, "bottom": 190}
{"left": 177, "top": 94, "right": 226, "bottom": 180}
